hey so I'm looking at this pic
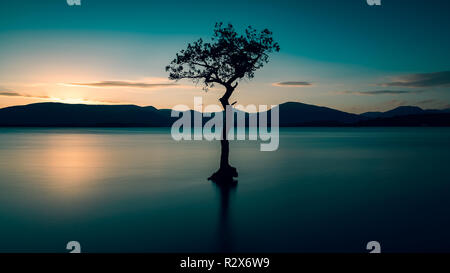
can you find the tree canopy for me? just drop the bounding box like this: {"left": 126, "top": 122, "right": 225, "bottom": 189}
{"left": 166, "top": 22, "right": 280, "bottom": 93}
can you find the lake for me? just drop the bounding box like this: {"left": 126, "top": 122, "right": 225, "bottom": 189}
{"left": 0, "top": 127, "right": 449, "bottom": 253}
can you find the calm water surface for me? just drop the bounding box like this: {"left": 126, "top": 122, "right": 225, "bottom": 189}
{"left": 0, "top": 127, "right": 449, "bottom": 252}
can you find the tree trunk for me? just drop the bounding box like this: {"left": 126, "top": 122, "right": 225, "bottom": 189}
{"left": 208, "top": 86, "right": 238, "bottom": 183}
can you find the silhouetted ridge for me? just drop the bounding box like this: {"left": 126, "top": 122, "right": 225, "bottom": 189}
{"left": 0, "top": 102, "right": 169, "bottom": 126}
{"left": 275, "top": 102, "right": 361, "bottom": 125}
{"left": 0, "top": 102, "right": 449, "bottom": 127}
{"left": 362, "top": 106, "right": 426, "bottom": 118}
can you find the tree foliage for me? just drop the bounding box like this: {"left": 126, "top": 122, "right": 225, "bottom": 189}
{"left": 166, "top": 23, "right": 280, "bottom": 94}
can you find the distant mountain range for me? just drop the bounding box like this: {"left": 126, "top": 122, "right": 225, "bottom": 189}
{"left": 360, "top": 106, "right": 448, "bottom": 119}
{"left": 0, "top": 102, "right": 449, "bottom": 127}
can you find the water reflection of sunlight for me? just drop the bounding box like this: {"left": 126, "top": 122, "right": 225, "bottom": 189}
{"left": 42, "top": 134, "right": 106, "bottom": 196}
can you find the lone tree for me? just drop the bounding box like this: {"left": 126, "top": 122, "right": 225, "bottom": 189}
{"left": 166, "top": 22, "right": 279, "bottom": 183}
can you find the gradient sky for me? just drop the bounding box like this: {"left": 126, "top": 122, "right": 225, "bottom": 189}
{"left": 0, "top": 0, "right": 449, "bottom": 113}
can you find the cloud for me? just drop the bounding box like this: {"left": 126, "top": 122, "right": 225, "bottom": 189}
{"left": 417, "top": 99, "right": 436, "bottom": 104}
{"left": 0, "top": 91, "right": 50, "bottom": 99}
{"left": 0, "top": 91, "right": 22, "bottom": 97}
{"left": 0, "top": 89, "right": 129, "bottom": 105}
{"left": 380, "top": 71, "right": 450, "bottom": 88}
{"left": 384, "top": 99, "right": 409, "bottom": 107}
{"left": 273, "top": 81, "right": 312, "bottom": 87}
{"left": 338, "top": 90, "right": 423, "bottom": 95}
{"left": 65, "top": 81, "right": 179, "bottom": 88}
{"left": 415, "top": 99, "right": 450, "bottom": 109}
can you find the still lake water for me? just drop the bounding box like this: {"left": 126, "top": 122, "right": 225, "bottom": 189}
{"left": 0, "top": 127, "right": 449, "bottom": 253}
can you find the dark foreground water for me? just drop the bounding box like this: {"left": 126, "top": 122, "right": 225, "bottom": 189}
{"left": 0, "top": 127, "right": 449, "bottom": 253}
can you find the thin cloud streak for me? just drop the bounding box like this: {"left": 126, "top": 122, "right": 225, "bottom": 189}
{"left": 0, "top": 91, "right": 22, "bottom": 97}
{"left": 0, "top": 91, "right": 128, "bottom": 105}
{"left": 380, "top": 71, "right": 450, "bottom": 88}
{"left": 0, "top": 91, "right": 50, "bottom": 99}
{"left": 417, "top": 99, "right": 436, "bottom": 104}
{"left": 273, "top": 81, "right": 312, "bottom": 87}
{"left": 337, "top": 90, "right": 424, "bottom": 95}
{"left": 64, "top": 81, "right": 180, "bottom": 88}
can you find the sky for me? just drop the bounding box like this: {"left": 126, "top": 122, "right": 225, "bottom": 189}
{"left": 0, "top": 0, "right": 449, "bottom": 113}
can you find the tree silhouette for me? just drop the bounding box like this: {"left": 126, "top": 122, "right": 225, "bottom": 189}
{"left": 166, "top": 22, "right": 279, "bottom": 182}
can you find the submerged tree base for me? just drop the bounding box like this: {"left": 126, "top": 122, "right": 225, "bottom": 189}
{"left": 208, "top": 165, "right": 238, "bottom": 184}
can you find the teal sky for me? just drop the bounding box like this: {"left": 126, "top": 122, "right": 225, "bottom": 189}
{"left": 0, "top": 0, "right": 449, "bottom": 113}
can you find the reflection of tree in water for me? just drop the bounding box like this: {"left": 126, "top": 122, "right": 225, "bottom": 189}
{"left": 211, "top": 177, "right": 237, "bottom": 252}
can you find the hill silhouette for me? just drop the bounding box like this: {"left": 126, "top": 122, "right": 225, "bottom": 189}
{"left": 360, "top": 106, "right": 443, "bottom": 119}
{"left": 0, "top": 102, "right": 449, "bottom": 127}
{"left": 273, "top": 102, "right": 360, "bottom": 126}
{"left": 0, "top": 102, "right": 169, "bottom": 126}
